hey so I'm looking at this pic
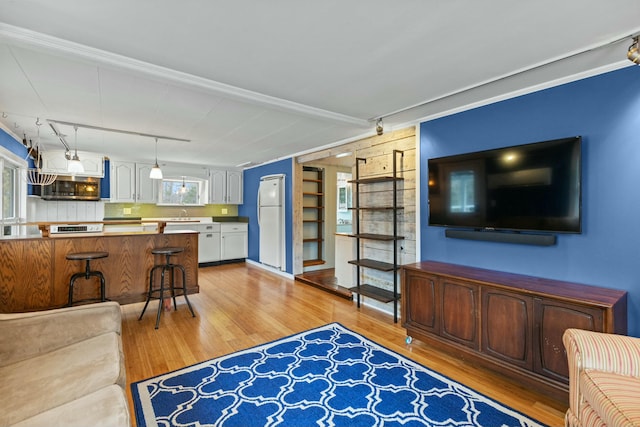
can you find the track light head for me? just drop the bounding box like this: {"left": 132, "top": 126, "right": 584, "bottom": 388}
{"left": 628, "top": 36, "right": 640, "bottom": 65}
{"left": 376, "top": 118, "right": 384, "bottom": 136}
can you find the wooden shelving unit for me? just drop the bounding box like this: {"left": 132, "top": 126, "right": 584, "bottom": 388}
{"left": 302, "top": 166, "right": 325, "bottom": 268}
{"left": 349, "top": 150, "right": 404, "bottom": 322}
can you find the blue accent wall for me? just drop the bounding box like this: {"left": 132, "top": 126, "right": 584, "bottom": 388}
{"left": 0, "top": 128, "right": 27, "bottom": 158}
{"left": 239, "top": 158, "right": 293, "bottom": 274}
{"left": 420, "top": 66, "right": 640, "bottom": 337}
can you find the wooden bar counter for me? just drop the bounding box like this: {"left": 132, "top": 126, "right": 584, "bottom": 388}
{"left": 0, "top": 229, "right": 198, "bottom": 312}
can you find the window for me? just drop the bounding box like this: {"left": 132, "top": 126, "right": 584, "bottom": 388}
{"left": 2, "top": 164, "right": 17, "bottom": 220}
{"left": 158, "top": 176, "right": 208, "bottom": 206}
{"left": 0, "top": 145, "right": 27, "bottom": 235}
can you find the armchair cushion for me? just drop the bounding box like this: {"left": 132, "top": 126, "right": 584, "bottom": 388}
{"left": 563, "top": 328, "right": 640, "bottom": 427}
{"left": 580, "top": 370, "right": 640, "bottom": 426}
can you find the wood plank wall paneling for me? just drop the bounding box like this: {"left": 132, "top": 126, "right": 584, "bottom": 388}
{"left": 355, "top": 128, "right": 417, "bottom": 297}
{"left": 294, "top": 126, "right": 417, "bottom": 298}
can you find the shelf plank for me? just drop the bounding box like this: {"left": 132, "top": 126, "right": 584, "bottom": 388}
{"left": 349, "top": 233, "right": 404, "bottom": 241}
{"left": 303, "top": 238, "right": 324, "bottom": 243}
{"left": 348, "top": 258, "right": 397, "bottom": 271}
{"left": 303, "top": 192, "right": 324, "bottom": 196}
{"left": 302, "top": 259, "right": 326, "bottom": 267}
{"left": 349, "top": 176, "right": 404, "bottom": 184}
{"left": 349, "top": 284, "right": 399, "bottom": 303}
{"left": 349, "top": 206, "right": 404, "bottom": 211}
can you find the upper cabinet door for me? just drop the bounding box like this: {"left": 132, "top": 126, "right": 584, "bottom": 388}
{"left": 135, "top": 163, "right": 158, "bottom": 203}
{"left": 41, "top": 150, "right": 104, "bottom": 177}
{"left": 209, "top": 169, "right": 227, "bottom": 204}
{"left": 226, "top": 170, "right": 243, "bottom": 204}
{"left": 110, "top": 161, "right": 135, "bottom": 202}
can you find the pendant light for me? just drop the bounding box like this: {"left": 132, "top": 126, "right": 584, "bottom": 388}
{"left": 67, "top": 125, "right": 84, "bottom": 174}
{"left": 149, "top": 138, "right": 163, "bottom": 179}
{"left": 25, "top": 118, "right": 57, "bottom": 186}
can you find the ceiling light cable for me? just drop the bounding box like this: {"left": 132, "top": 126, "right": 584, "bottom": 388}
{"left": 67, "top": 125, "right": 85, "bottom": 174}
{"left": 149, "top": 137, "right": 163, "bottom": 179}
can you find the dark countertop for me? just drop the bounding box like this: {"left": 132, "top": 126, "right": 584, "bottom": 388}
{"left": 212, "top": 216, "right": 249, "bottom": 223}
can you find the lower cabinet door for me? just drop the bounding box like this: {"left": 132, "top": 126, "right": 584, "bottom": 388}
{"left": 199, "top": 232, "right": 221, "bottom": 263}
{"left": 440, "top": 278, "right": 479, "bottom": 350}
{"left": 221, "top": 232, "right": 248, "bottom": 260}
{"left": 482, "top": 289, "right": 533, "bottom": 370}
{"left": 402, "top": 270, "right": 439, "bottom": 333}
{"left": 533, "top": 298, "right": 604, "bottom": 383}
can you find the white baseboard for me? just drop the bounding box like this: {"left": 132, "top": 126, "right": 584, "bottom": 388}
{"left": 246, "top": 259, "right": 293, "bottom": 279}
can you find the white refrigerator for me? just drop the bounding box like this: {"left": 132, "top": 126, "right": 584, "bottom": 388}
{"left": 258, "top": 174, "right": 285, "bottom": 270}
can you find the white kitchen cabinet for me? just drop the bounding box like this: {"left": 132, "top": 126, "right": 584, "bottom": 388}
{"left": 220, "top": 223, "right": 248, "bottom": 260}
{"left": 41, "top": 150, "right": 104, "bottom": 177}
{"left": 135, "top": 163, "right": 158, "bottom": 203}
{"left": 209, "top": 168, "right": 243, "bottom": 204}
{"left": 110, "top": 161, "right": 157, "bottom": 203}
{"left": 198, "top": 223, "right": 221, "bottom": 263}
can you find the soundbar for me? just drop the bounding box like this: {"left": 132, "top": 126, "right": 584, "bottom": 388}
{"left": 444, "top": 229, "right": 557, "bottom": 246}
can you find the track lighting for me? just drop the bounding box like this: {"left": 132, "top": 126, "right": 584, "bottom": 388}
{"left": 628, "top": 37, "right": 640, "bottom": 65}
{"left": 376, "top": 118, "right": 384, "bottom": 136}
{"left": 149, "top": 138, "right": 163, "bottom": 179}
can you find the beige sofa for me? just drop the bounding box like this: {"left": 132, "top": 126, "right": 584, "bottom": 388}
{"left": 563, "top": 328, "right": 640, "bottom": 427}
{"left": 0, "top": 302, "right": 130, "bottom": 427}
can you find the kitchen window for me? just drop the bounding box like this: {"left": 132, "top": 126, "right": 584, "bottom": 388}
{"left": 0, "top": 144, "right": 27, "bottom": 235}
{"left": 158, "top": 176, "right": 208, "bottom": 206}
{"left": 3, "top": 164, "right": 17, "bottom": 220}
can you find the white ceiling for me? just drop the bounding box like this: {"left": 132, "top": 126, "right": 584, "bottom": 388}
{"left": 0, "top": 1, "right": 639, "bottom": 169}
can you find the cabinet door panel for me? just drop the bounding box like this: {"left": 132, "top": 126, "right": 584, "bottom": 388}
{"left": 482, "top": 289, "right": 532, "bottom": 369}
{"left": 226, "top": 170, "right": 243, "bottom": 204}
{"left": 440, "top": 279, "right": 479, "bottom": 349}
{"left": 403, "top": 271, "right": 438, "bottom": 333}
{"left": 534, "top": 299, "right": 603, "bottom": 383}
{"left": 111, "top": 162, "right": 135, "bottom": 202}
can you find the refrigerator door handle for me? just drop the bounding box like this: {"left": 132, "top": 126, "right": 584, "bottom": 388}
{"left": 257, "top": 188, "right": 261, "bottom": 226}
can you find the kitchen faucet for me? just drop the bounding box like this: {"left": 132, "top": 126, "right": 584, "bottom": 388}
{"left": 179, "top": 209, "right": 188, "bottom": 219}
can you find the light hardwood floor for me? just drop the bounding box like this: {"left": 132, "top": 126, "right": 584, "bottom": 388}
{"left": 121, "top": 262, "right": 567, "bottom": 426}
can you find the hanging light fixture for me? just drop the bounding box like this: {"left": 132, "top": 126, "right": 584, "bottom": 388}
{"left": 67, "top": 125, "right": 85, "bottom": 174}
{"left": 628, "top": 36, "right": 640, "bottom": 65}
{"left": 180, "top": 176, "right": 187, "bottom": 194}
{"left": 149, "top": 138, "right": 163, "bottom": 179}
{"left": 25, "top": 118, "right": 57, "bottom": 186}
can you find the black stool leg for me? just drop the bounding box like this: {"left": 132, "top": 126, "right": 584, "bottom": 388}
{"left": 68, "top": 273, "right": 82, "bottom": 306}
{"left": 175, "top": 263, "right": 195, "bottom": 317}
{"left": 155, "top": 266, "right": 167, "bottom": 329}
{"left": 139, "top": 265, "right": 160, "bottom": 321}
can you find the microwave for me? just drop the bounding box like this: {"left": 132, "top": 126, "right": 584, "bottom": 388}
{"left": 39, "top": 176, "right": 101, "bottom": 201}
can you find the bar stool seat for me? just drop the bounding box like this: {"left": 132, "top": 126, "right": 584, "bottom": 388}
{"left": 67, "top": 251, "right": 109, "bottom": 307}
{"left": 138, "top": 247, "right": 196, "bottom": 329}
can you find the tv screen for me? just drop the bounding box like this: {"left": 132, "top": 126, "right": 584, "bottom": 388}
{"left": 428, "top": 136, "right": 582, "bottom": 233}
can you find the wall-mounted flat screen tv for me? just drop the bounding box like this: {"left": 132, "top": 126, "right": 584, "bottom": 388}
{"left": 428, "top": 136, "right": 582, "bottom": 233}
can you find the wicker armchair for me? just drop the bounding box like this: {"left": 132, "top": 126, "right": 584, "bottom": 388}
{"left": 563, "top": 328, "right": 640, "bottom": 427}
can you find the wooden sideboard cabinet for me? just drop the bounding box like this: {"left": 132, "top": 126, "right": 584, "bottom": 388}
{"left": 401, "top": 261, "right": 628, "bottom": 402}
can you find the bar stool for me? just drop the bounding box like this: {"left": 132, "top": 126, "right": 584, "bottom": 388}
{"left": 67, "top": 251, "right": 109, "bottom": 307}
{"left": 138, "top": 247, "right": 196, "bottom": 329}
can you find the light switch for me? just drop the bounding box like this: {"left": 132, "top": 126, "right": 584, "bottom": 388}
{"left": 221, "top": 208, "right": 228, "bottom": 215}
{"left": 123, "top": 207, "right": 132, "bottom": 215}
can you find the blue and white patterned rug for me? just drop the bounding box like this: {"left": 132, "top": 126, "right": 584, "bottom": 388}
{"left": 132, "top": 323, "right": 547, "bottom": 427}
